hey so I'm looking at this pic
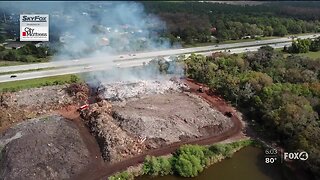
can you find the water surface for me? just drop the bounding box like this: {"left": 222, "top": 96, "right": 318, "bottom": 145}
{"left": 138, "top": 146, "right": 283, "bottom": 180}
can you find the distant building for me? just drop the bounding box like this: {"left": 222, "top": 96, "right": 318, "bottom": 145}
{"left": 210, "top": 27, "right": 217, "bottom": 33}
{"left": 4, "top": 41, "right": 28, "bottom": 49}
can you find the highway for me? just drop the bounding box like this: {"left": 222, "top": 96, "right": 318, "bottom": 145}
{"left": 0, "top": 34, "right": 318, "bottom": 83}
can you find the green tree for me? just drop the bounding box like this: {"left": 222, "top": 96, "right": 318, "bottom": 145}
{"left": 273, "top": 24, "right": 288, "bottom": 37}
{"left": 143, "top": 156, "right": 161, "bottom": 176}
{"left": 245, "top": 46, "right": 277, "bottom": 71}
{"left": 263, "top": 26, "right": 274, "bottom": 36}
{"left": 173, "top": 154, "right": 203, "bottom": 177}
{"left": 310, "top": 37, "right": 320, "bottom": 52}
{"left": 287, "top": 21, "right": 302, "bottom": 34}
{"left": 3, "top": 50, "right": 18, "bottom": 61}
{"left": 288, "top": 38, "right": 312, "bottom": 53}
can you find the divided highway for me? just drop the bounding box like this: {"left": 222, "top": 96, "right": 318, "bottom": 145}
{"left": 0, "top": 34, "right": 319, "bottom": 83}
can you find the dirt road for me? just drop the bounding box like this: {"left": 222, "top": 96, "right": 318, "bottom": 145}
{"left": 68, "top": 78, "right": 243, "bottom": 180}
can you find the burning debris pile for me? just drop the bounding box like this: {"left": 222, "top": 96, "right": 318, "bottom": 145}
{"left": 81, "top": 100, "right": 147, "bottom": 163}
{"left": 100, "top": 78, "right": 188, "bottom": 101}
{"left": 79, "top": 77, "right": 234, "bottom": 159}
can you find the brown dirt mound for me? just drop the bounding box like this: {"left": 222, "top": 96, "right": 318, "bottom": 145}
{"left": 0, "top": 115, "right": 91, "bottom": 180}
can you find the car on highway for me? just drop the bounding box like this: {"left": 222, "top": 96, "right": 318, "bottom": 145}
{"left": 120, "top": 56, "right": 124, "bottom": 58}
{"left": 10, "top": 75, "right": 17, "bottom": 78}
{"left": 84, "top": 66, "right": 92, "bottom": 69}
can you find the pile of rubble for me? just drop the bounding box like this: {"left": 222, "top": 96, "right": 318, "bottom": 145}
{"left": 111, "top": 92, "right": 234, "bottom": 146}
{"left": 81, "top": 100, "right": 147, "bottom": 163}
{"left": 101, "top": 78, "right": 188, "bottom": 101}
{"left": 0, "top": 85, "right": 76, "bottom": 130}
{"left": 82, "top": 91, "right": 234, "bottom": 158}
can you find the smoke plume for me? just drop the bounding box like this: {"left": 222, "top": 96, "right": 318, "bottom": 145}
{"left": 0, "top": 1, "right": 183, "bottom": 85}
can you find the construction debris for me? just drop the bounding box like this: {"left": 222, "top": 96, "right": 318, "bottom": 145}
{"left": 81, "top": 100, "right": 147, "bottom": 163}
{"left": 101, "top": 79, "right": 188, "bottom": 101}
{"left": 112, "top": 92, "right": 233, "bottom": 145}
{"left": 0, "top": 86, "right": 76, "bottom": 131}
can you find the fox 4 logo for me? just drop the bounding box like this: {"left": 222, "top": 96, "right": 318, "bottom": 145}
{"left": 284, "top": 151, "right": 308, "bottom": 161}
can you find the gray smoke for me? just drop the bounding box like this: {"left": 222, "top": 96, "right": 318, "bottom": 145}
{"left": 0, "top": 1, "right": 183, "bottom": 84}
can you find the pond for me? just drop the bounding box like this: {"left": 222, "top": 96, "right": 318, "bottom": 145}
{"left": 137, "top": 146, "right": 283, "bottom": 180}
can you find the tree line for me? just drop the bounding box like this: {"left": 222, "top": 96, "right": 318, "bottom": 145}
{"left": 0, "top": 43, "right": 52, "bottom": 63}
{"left": 285, "top": 37, "right": 320, "bottom": 53}
{"left": 184, "top": 47, "right": 320, "bottom": 178}
{"left": 142, "top": 2, "right": 320, "bottom": 44}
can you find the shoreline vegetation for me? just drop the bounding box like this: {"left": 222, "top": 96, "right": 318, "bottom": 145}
{"left": 108, "top": 139, "right": 257, "bottom": 180}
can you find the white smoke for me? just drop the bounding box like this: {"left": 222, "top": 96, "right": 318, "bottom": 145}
{"left": 0, "top": 1, "right": 183, "bottom": 85}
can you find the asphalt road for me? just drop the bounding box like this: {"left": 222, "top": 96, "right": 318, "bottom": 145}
{"left": 0, "top": 34, "right": 318, "bottom": 83}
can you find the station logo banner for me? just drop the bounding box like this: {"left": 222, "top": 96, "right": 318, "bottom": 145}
{"left": 20, "top": 14, "right": 49, "bottom": 41}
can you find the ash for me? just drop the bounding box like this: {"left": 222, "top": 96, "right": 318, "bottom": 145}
{"left": 101, "top": 78, "right": 188, "bottom": 101}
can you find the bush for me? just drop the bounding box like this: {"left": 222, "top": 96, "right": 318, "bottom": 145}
{"left": 175, "top": 145, "right": 208, "bottom": 166}
{"left": 53, "top": 80, "right": 64, "bottom": 85}
{"left": 69, "top": 75, "right": 80, "bottom": 83}
{"left": 108, "top": 171, "right": 134, "bottom": 180}
{"left": 173, "top": 154, "right": 203, "bottom": 177}
{"left": 143, "top": 156, "right": 172, "bottom": 176}
{"left": 19, "top": 55, "right": 37, "bottom": 63}
{"left": 141, "top": 141, "right": 253, "bottom": 178}
{"left": 3, "top": 50, "right": 18, "bottom": 61}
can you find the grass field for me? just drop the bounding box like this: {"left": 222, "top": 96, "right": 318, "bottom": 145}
{"left": 0, "top": 74, "right": 81, "bottom": 92}
{"left": 299, "top": 51, "right": 320, "bottom": 59}
{"left": 279, "top": 50, "right": 320, "bottom": 59}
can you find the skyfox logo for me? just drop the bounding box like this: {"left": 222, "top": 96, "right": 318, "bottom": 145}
{"left": 22, "top": 15, "right": 47, "bottom": 22}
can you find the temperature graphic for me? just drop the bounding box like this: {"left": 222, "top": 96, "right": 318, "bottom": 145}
{"left": 264, "top": 148, "right": 278, "bottom": 164}
{"left": 265, "top": 157, "right": 277, "bottom": 164}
